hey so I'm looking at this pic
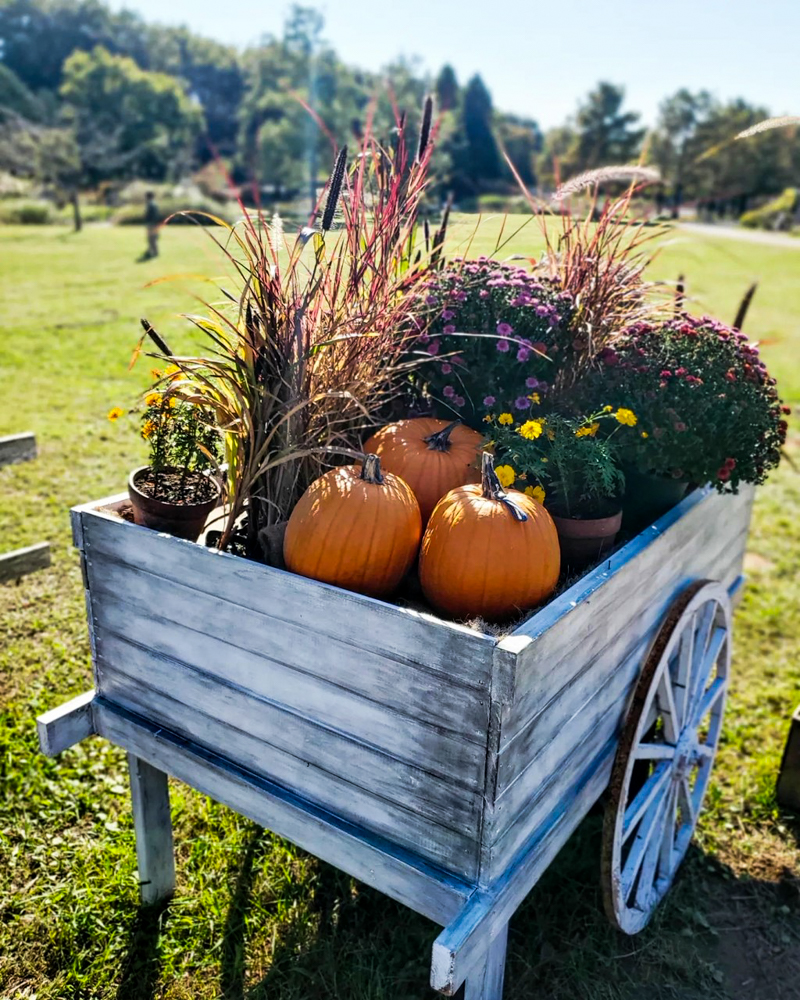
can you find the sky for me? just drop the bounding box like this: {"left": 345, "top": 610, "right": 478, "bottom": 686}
{"left": 107, "top": 0, "right": 800, "bottom": 129}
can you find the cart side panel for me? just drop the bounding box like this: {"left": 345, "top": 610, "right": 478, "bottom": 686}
{"left": 484, "top": 487, "right": 753, "bottom": 882}
{"left": 77, "top": 509, "right": 495, "bottom": 881}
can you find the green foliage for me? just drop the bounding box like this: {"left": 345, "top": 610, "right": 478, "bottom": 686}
{"left": 577, "top": 314, "right": 788, "bottom": 491}
{"left": 490, "top": 408, "right": 628, "bottom": 517}
{"left": 0, "top": 61, "right": 45, "bottom": 120}
{"left": 133, "top": 377, "right": 219, "bottom": 477}
{"left": 59, "top": 45, "right": 204, "bottom": 183}
{"left": 110, "top": 198, "right": 237, "bottom": 225}
{"left": 461, "top": 74, "right": 501, "bottom": 185}
{"left": 740, "top": 188, "right": 798, "bottom": 229}
{"left": 0, "top": 198, "right": 54, "bottom": 223}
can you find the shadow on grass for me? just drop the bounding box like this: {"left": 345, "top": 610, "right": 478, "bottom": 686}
{"left": 116, "top": 899, "right": 170, "bottom": 1000}
{"left": 206, "top": 808, "right": 800, "bottom": 1000}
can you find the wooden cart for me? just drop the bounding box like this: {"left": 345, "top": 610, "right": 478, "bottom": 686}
{"left": 37, "top": 484, "right": 754, "bottom": 998}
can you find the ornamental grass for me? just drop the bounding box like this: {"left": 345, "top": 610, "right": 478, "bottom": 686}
{"left": 139, "top": 97, "right": 444, "bottom": 559}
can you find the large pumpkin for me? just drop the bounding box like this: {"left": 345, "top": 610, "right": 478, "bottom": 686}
{"left": 283, "top": 454, "right": 422, "bottom": 599}
{"left": 363, "top": 418, "right": 482, "bottom": 523}
{"left": 419, "top": 453, "right": 560, "bottom": 621}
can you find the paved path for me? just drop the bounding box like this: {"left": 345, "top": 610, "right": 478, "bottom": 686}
{"left": 679, "top": 222, "right": 800, "bottom": 249}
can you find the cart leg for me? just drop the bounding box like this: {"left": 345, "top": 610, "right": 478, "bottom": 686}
{"left": 128, "top": 753, "right": 175, "bottom": 906}
{"left": 457, "top": 923, "right": 509, "bottom": 1000}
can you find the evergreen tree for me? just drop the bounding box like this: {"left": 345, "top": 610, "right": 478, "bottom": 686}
{"left": 461, "top": 74, "right": 500, "bottom": 185}
{"left": 435, "top": 64, "right": 459, "bottom": 112}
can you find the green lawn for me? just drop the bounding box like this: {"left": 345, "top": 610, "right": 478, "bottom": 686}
{"left": 2, "top": 220, "right": 800, "bottom": 999}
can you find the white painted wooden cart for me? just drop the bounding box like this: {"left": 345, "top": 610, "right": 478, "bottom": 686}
{"left": 38, "top": 484, "right": 754, "bottom": 998}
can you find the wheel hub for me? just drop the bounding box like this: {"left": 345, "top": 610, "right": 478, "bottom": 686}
{"left": 673, "top": 726, "right": 700, "bottom": 781}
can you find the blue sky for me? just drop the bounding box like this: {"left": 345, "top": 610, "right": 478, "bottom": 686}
{"left": 108, "top": 0, "right": 800, "bottom": 129}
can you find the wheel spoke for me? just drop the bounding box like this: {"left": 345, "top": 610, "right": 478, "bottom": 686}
{"left": 634, "top": 791, "right": 671, "bottom": 911}
{"left": 634, "top": 744, "right": 676, "bottom": 761}
{"left": 656, "top": 667, "right": 680, "bottom": 744}
{"left": 673, "top": 623, "right": 694, "bottom": 730}
{"left": 622, "top": 787, "right": 670, "bottom": 900}
{"left": 692, "top": 676, "right": 727, "bottom": 731}
{"left": 694, "top": 602, "right": 716, "bottom": 665}
{"left": 658, "top": 782, "right": 678, "bottom": 880}
{"left": 677, "top": 776, "right": 696, "bottom": 827}
{"left": 689, "top": 625, "right": 726, "bottom": 716}
{"left": 622, "top": 761, "right": 673, "bottom": 841}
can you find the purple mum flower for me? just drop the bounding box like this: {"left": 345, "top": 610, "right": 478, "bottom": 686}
{"left": 443, "top": 385, "right": 455, "bottom": 398}
{"left": 496, "top": 339, "right": 510, "bottom": 353}
{"left": 483, "top": 395, "right": 496, "bottom": 406}
{"left": 453, "top": 395, "right": 466, "bottom": 408}
{"left": 443, "top": 324, "right": 456, "bottom": 334}
{"left": 441, "top": 363, "right": 452, "bottom": 374}
{"left": 479, "top": 290, "right": 490, "bottom": 299}
{"left": 526, "top": 376, "right": 539, "bottom": 389}
{"left": 427, "top": 340, "right": 440, "bottom": 356}
{"left": 441, "top": 309, "right": 455, "bottom": 321}
{"left": 514, "top": 396, "right": 530, "bottom": 410}
{"left": 497, "top": 322, "right": 514, "bottom": 337}
{"left": 517, "top": 348, "right": 531, "bottom": 363}
{"left": 425, "top": 295, "right": 438, "bottom": 306}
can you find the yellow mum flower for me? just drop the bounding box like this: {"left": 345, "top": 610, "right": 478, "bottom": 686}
{"left": 575, "top": 422, "right": 600, "bottom": 438}
{"left": 518, "top": 419, "right": 544, "bottom": 440}
{"left": 149, "top": 369, "right": 162, "bottom": 380}
{"left": 483, "top": 413, "right": 494, "bottom": 423}
{"left": 168, "top": 396, "right": 179, "bottom": 408}
{"left": 615, "top": 408, "right": 638, "bottom": 427}
{"left": 107, "top": 406, "right": 124, "bottom": 422}
{"left": 603, "top": 405, "right": 613, "bottom": 412}
{"left": 547, "top": 429, "right": 556, "bottom": 441}
{"left": 498, "top": 413, "right": 514, "bottom": 426}
{"left": 641, "top": 431, "right": 649, "bottom": 439}
{"left": 145, "top": 392, "right": 161, "bottom": 407}
{"left": 524, "top": 485, "right": 546, "bottom": 503}
{"left": 529, "top": 393, "right": 541, "bottom": 404}
{"left": 141, "top": 419, "right": 156, "bottom": 440}
{"left": 165, "top": 364, "right": 182, "bottom": 380}
{"left": 495, "top": 464, "right": 516, "bottom": 489}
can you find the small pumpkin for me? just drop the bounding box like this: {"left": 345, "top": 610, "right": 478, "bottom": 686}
{"left": 419, "top": 452, "right": 560, "bottom": 621}
{"left": 283, "top": 454, "right": 422, "bottom": 599}
{"left": 363, "top": 418, "right": 482, "bottom": 523}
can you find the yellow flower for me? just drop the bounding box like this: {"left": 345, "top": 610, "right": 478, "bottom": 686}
{"left": 529, "top": 393, "right": 541, "bottom": 404}
{"left": 498, "top": 413, "right": 514, "bottom": 426}
{"left": 495, "top": 464, "right": 516, "bottom": 489}
{"left": 168, "top": 396, "right": 179, "bottom": 408}
{"left": 149, "top": 368, "right": 162, "bottom": 380}
{"left": 524, "top": 485, "right": 546, "bottom": 503}
{"left": 141, "top": 419, "right": 156, "bottom": 440}
{"left": 641, "top": 431, "right": 649, "bottom": 439}
{"left": 483, "top": 413, "right": 494, "bottom": 423}
{"left": 107, "top": 406, "right": 124, "bottom": 422}
{"left": 518, "top": 419, "right": 544, "bottom": 440}
{"left": 540, "top": 457, "right": 548, "bottom": 462}
{"left": 145, "top": 392, "right": 161, "bottom": 407}
{"left": 615, "top": 408, "right": 638, "bottom": 427}
{"left": 547, "top": 429, "right": 556, "bottom": 441}
{"left": 575, "top": 422, "right": 600, "bottom": 438}
{"left": 603, "top": 405, "right": 613, "bottom": 412}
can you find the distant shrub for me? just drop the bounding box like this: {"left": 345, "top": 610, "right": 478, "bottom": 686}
{"left": 740, "top": 188, "right": 797, "bottom": 230}
{"left": 477, "top": 193, "right": 531, "bottom": 213}
{"left": 0, "top": 172, "right": 32, "bottom": 200}
{"left": 0, "top": 199, "right": 54, "bottom": 224}
{"left": 111, "top": 199, "right": 238, "bottom": 226}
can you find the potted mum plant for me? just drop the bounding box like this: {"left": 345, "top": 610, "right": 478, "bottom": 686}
{"left": 119, "top": 376, "right": 221, "bottom": 541}
{"left": 578, "top": 313, "right": 789, "bottom": 528}
{"left": 488, "top": 406, "right": 632, "bottom": 566}
{"left": 412, "top": 258, "right": 574, "bottom": 428}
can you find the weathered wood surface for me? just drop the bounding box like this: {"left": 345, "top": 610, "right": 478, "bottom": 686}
{"left": 37, "top": 689, "right": 96, "bottom": 755}
{"left": 459, "top": 923, "right": 508, "bottom": 1000}
{"left": 0, "top": 541, "right": 51, "bottom": 584}
{"left": 93, "top": 696, "right": 474, "bottom": 925}
{"left": 484, "top": 487, "right": 753, "bottom": 882}
{"left": 76, "top": 506, "right": 495, "bottom": 879}
{"left": 776, "top": 705, "right": 800, "bottom": 810}
{"left": 128, "top": 754, "right": 175, "bottom": 905}
{"left": 0, "top": 431, "right": 36, "bottom": 467}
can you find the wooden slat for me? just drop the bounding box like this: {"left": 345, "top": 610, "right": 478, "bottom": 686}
{"left": 128, "top": 754, "right": 175, "bottom": 905}
{"left": 0, "top": 431, "right": 36, "bottom": 467}
{"left": 87, "top": 586, "right": 486, "bottom": 792}
{"left": 500, "top": 488, "right": 752, "bottom": 749}
{"left": 85, "top": 554, "right": 488, "bottom": 741}
{"left": 92, "top": 697, "right": 474, "bottom": 925}
{"left": 0, "top": 541, "right": 51, "bottom": 584}
{"left": 37, "top": 689, "right": 96, "bottom": 756}
{"left": 78, "top": 507, "right": 494, "bottom": 689}
{"left": 96, "top": 646, "right": 481, "bottom": 879}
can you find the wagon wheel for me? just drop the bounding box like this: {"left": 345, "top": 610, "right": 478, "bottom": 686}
{"left": 601, "top": 580, "right": 731, "bottom": 935}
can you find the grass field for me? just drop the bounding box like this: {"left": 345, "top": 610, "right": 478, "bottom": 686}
{"left": 2, "top": 219, "right": 800, "bottom": 999}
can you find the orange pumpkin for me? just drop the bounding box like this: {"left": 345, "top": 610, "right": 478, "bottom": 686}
{"left": 419, "top": 453, "right": 560, "bottom": 621}
{"left": 363, "top": 418, "right": 482, "bottom": 523}
{"left": 283, "top": 454, "right": 422, "bottom": 599}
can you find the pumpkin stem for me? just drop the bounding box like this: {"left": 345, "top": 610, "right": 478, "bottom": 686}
{"left": 424, "top": 419, "right": 460, "bottom": 452}
{"left": 361, "top": 453, "right": 385, "bottom": 484}
{"left": 481, "top": 452, "right": 528, "bottom": 522}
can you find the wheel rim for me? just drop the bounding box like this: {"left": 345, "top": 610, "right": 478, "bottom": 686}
{"left": 602, "top": 581, "right": 731, "bottom": 935}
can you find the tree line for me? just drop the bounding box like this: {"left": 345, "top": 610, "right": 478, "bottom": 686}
{"left": 0, "top": 0, "right": 797, "bottom": 218}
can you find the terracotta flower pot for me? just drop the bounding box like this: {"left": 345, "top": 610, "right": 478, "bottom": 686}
{"left": 622, "top": 466, "right": 689, "bottom": 533}
{"left": 550, "top": 510, "right": 623, "bottom": 568}
{"left": 128, "top": 466, "right": 221, "bottom": 542}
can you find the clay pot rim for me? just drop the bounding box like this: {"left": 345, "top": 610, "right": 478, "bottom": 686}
{"left": 550, "top": 509, "right": 623, "bottom": 539}
{"left": 128, "top": 465, "right": 221, "bottom": 510}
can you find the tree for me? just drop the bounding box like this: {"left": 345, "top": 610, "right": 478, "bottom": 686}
{"left": 59, "top": 46, "right": 203, "bottom": 183}
{"left": 36, "top": 127, "right": 83, "bottom": 229}
{"left": 571, "top": 82, "right": 644, "bottom": 171}
{"left": 498, "top": 113, "right": 542, "bottom": 188}
{"left": 435, "top": 64, "right": 459, "bottom": 112}
{"left": 461, "top": 74, "right": 500, "bottom": 186}
{"left": 651, "top": 89, "right": 713, "bottom": 216}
